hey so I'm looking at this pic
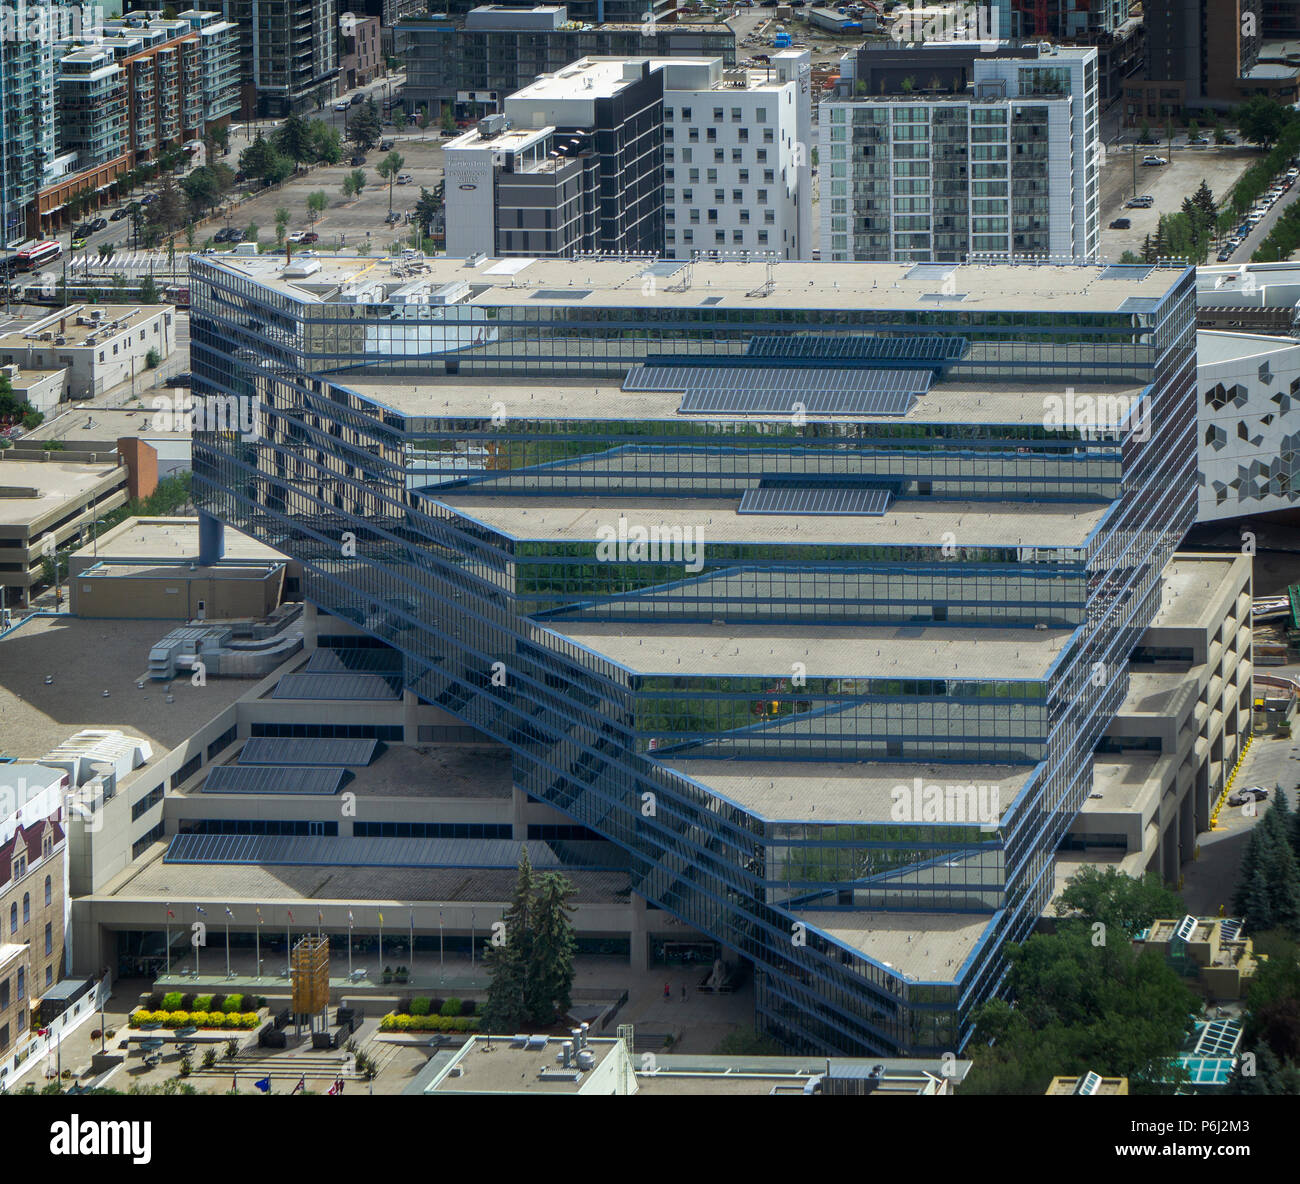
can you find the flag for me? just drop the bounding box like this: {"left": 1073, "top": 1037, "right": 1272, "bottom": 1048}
{"left": 317, "top": 910, "right": 323, "bottom": 925}
{"left": 232, "top": 1073, "right": 238, "bottom": 1091}
{"left": 166, "top": 908, "right": 174, "bottom": 919}
{"left": 37, "top": 1027, "right": 49, "bottom": 1037}
{"left": 326, "top": 1079, "right": 341, "bottom": 1096}
{"left": 225, "top": 907, "right": 234, "bottom": 919}
{"left": 291, "top": 1074, "right": 305, "bottom": 1095}
{"left": 256, "top": 907, "right": 263, "bottom": 925}
{"left": 287, "top": 909, "right": 294, "bottom": 923}
{"left": 195, "top": 905, "right": 207, "bottom": 916}
{"left": 378, "top": 912, "right": 384, "bottom": 925}
{"left": 254, "top": 1076, "right": 272, "bottom": 1093}
{"left": 348, "top": 909, "right": 354, "bottom": 928}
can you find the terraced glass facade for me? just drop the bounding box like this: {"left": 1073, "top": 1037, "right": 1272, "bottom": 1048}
{"left": 189, "top": 257, "right": 1197, "bottom": 1056}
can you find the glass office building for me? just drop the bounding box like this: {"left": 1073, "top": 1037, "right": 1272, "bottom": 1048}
{"left": 189, "top": 253, "right": 1197, "bottom": 1055}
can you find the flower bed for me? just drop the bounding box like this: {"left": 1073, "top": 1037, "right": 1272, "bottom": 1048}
{"left": 130, "top": 1008, "right": 260, "bottom": 1030}
{"left": 378, "top": 1014, "right": 480, "bottom": 1034}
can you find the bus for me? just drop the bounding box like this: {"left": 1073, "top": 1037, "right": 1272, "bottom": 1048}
{"left": 15, "top": 240, "right": 62, "bottom": 270}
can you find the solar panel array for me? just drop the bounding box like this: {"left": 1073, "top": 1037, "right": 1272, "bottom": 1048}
{"left": 162, "top": 834, "right": 619, "bottom": 870}
{"left": 746, "top": 334, "right": 968, "bottom": 363}
{"left": 238, "top": 738, "right": 378, "bottom": 767}
{"left": 304, "top": 648, "right": 402, "bottom": 674}
{"left": 738, "top": 486, "right": 895, "bottom": 516}
{"left": 272, "top": 673, "right": 402, "bottom": 700}
{"left": 204, "top": 765, "right": 347, "bottom": 796}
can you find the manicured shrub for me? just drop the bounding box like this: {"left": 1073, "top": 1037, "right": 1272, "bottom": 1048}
{"left": 163, "top": 1011, "right": 190, "bottom": 1029}
{"left": 193, "top": 994, "right": 214, "bottom": 1012}
{"left": 429, "top": 998, "right": 445, "bottom": 1015}
{"left": 161, "top": 992, "right": 184, "bottom": 1011}
{"left": 440, "top": 998, "right": 462, "bottom": 1017}
{"left": 223, "top": 993, "right": 244, "bottom": 1013}
{"left": 188, "top": 1011, "right": 211, "bottom": 1029}
{"left": 240, "top": 1012, "right": 259, "bottom": 1028}
{"left": 409, "top": 997, "right": 430, "bottom": 1016}
{"left": 459, "top": 999, "right": 476, "bottom": 1017}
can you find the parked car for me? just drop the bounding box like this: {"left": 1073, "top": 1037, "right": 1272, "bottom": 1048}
{"left": 1228, "top": 786, "right": 1269, "bottom": 806}
{"left": 140, "top": 192, "right": 156, "bottom": 205}
{"left": 88, "top": 217, "right": 107, "bottom": 232}
{"left": 350, "top": 154, "right": 365, "bottom": 166}
{"left": 334, "top": 99, "right": 350, "bottom": 112}
{"left": 298, "top": 232, "right": 319, "bottom": 244}
{"left": 1108, "top": 217, "right": 1131, "bottom": 229}
{"left": 1142, "top": 155, "right": 1168, "bottom": 166}
{"left": 385, "top": 210, "right": 401, "bottom": 223}
{"left": 350, "top": 92, "right": 365, "bottom": 105}
{"left": 109, "top": 206, "right": 129, "bottom": 221}
{"left": 165, "top": 371, "right": 192, "bottom": 388}
{"left": 287, "top": 230, "right": 307, "bottom": 243}
{"left": 1187, "top": 135, "right": 1208, "bottom": 145}
{"left": 1125, "top": 195, "right": 1153, "bottom": 208}
{"left": 380, "top": 139, "right": 395, "bottom": 151}
{"left": 396, "top": 172, "right": 413, "bottom": 184}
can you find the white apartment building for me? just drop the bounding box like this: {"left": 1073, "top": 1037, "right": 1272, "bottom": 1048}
{"left": 660, "top": 50, "right": 812, "bottom": 260}
{"left": 820, "top": 43, "right": 1099, "bottom": 264}
{"left": 178, "top": 9, "right": 242, "bottom": 124}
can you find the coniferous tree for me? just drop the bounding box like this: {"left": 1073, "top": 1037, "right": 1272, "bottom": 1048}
{"left": 526, "top": 872, "right": 577, "bottom": 1024}
{"left": 480, "top": 849, "right": 536, "bottom": 1033}
{"left": 1242, "top": 865, "right": 1276, "bottom": 933}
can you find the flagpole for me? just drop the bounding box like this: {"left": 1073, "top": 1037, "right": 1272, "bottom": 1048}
{"left": 225, "top": 911, "right": 231, "bottom": 979}
{"left": 165, "top": 903, "right": 171, "bottom": 976}
{"left": 471, "top": 909, "right": 475, "bottom": 969}
{"left": 255, "top": 911, "right": 261, "bottom": 980}
{"left": 439, "top": 910, "right": 444, "bottom": 984}
{"left": 378, "top": 913, "right": 383, "bottom": 969}
{"left": 348, "top": 915, "right": 353, "bottom": 978}
{"left": 195, "top": 907, "right": 201, "bottom": 977}
{"left": 408, "top": 908, "right": 413, "bottom": 972}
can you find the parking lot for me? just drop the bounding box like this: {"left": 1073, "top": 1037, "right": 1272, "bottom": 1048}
{"left": 200, "top": 133, "right": 447, "bottom": 253}
{"left": 1098, "top": 144, "right": 1259, "bottom": 260}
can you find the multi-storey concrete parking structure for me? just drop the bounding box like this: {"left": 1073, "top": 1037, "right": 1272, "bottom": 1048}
{"left": 188, "top": 253, "right": 1197, "bottom": 1056}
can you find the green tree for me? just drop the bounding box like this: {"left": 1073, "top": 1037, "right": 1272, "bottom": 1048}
{"left": 272, "top": 113, "right": 314, "bottom": 165}
{"left": 1214, "top": 121, "right": 1231, "bottom": 145}
{"left": 239, "top": 135, "right": 293, "bottom": 186}
{"left": 1237, "top": 96, "right": 1294, "bottom": 148}
{"left": 376, "top": 150, "right": 405, "bottom": 213}
{"left": 306, "top": 190, "right": 329, "bottom": 230}
{"left": 140, "top": 274, "right": 161, "bottom": 304}
{"left": 481, "top": 849, "right": 536, "bottom": 1033}
{"left": 347, "top": 99, "right": 383, "bottom": 152}
{"left": 413, "top": 185, "right": 441, "bottom": 237}
{"left": 308, "top": 120, "right": 343, "bottom": 165}
{"left": 525, "top": 872, "right": 577, "bottom": 1024}
{"left": 274, "top": 206, "right": 291, "bottom": 246}
{"left": 963, "top": 923, "right": 1197, "bottom": 1095}
{"left": 244, "top": 222, "right": 260, "bottom": 245}
{"left": 343, "top": 168, "right": 367, "bottom": 200}
{"left": 209, "top": 123, "right": 230, "bottom": 154}
{"left": 1054, "top": 867, "right": 1184, "bottom": 938}
{"left": 440, "top": 103, "right": 456, "bottom": 135}
{"left": 1139, "top": 119, "right": 1152, "bottom": 145}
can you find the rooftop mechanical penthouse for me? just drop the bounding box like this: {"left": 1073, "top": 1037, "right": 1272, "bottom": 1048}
{"left": 188, "top": 252, "right": 1198, "bottom": 1056}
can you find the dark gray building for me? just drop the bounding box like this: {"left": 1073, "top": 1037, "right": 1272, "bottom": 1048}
{"left": 400, "top": 5, "right": 733, "bottom": 117}
{"left": 223, "top": 0, "right": 340, "bottom": 117}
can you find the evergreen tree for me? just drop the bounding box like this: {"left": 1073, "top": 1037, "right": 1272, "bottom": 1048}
{"left": 1242, "top": 865, "right": 1276, "bottom": 933}
{"left": 1262, "top": 824, "right": 1300, "bottom": 933}
{"left": 480, "top": 849, "right": 536, "bottom": 1033}
{"left": 1192, "top": 180, "right": 1217, "bottom": 225}
{"left": 526, "top": 872, "right": 577, "bottom": 1024}
{"left": 347, "top": 100, "right": 383, "bottom": 152}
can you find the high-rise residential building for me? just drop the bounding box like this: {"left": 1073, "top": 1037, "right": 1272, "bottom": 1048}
{"left": 188, "top": 252, "right": 1201, "bottom": 1055}
{"left": 821, "top": 44, "right": 1100, "bottom": 264}
{"left": 1008, "top": 0, "right": 1143, "bottom": 108}
{"left": 1128, "top": 0, "right": 1298, "bottom": 123}
{"left": 222, "top": 0, "right": 340, "bottom": 118}
{"left": 0, "top": 0, "right": 60, "bottom": 244}
{"left": 400, "top": 5, "right": 735, "bottom": 119}
{"left": 445, "top": 57, "right": 664, "bottom": 258}
{"left": 1263, "top": 0, "right": 1300, "bottom": 36}
{"left": 178, "top": 9, "right": 242, "bottom": 125}
{"left": 57, "top": 48, "right": 129, "bottom": 172}
{"left": 661, "top": 52, "right": 811, "bottom": 261}
{"left": 435, "top": 0, "right": 677, "bottom": 24}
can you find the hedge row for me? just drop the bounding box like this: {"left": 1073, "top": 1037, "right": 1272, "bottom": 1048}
{"left": 406, "top": 997, "right": 476, "bottom": 1018}
{"left": 130, "top": 1009, "right": 260, "bottom": 1030}
{"left": 154, "top": 992, "right": 262, "bottom": 1013}
{"left": 379, "top": 1014, "right": 481, "bottom": 1033}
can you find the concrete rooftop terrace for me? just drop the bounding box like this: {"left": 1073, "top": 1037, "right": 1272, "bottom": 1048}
{"left": 0, "top": 303, "right": 168, "bottom": 350}
{"left": 0, "top": 458, "right": 124, "bottom": 528}
{"left": 203, "top": 253, "right": 1189, "bottom": 314}
{"left": 1148, "top": 555, "right": 1246, "bottom": 630}
{"left": 434, "top": 495, "right": 1109, "bottom": 549}
{"left": 0, "top": 615, "right": 251, "bottom": 758}
{"left": 360, "top": 374, "right": 1148, "bottom": 426}
{"left": 793, "top": 910, "right": 991, "bottom": 980}
{"left": 547, "top": 621, "right": 1072, "bottom": 679}
{"left": 70, "top": 517, "right": 290, "bottom": 568}
{"left": 663, "top": 758, "right": 1031, "bottom": 824}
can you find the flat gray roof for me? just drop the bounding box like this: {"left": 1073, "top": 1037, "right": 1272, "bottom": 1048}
{"left": 0, "top": 615, "right": 252, "bottom": 759}
{"left": 435, "top": 495, "right": 1107, "bottom": 549}
{"left": 792, "top": 909, "right": 992, "bottom": 980}
{"left": 106, "top": 860, "right": 630, "bottom": 904}
{"left": 549, "top": 621, "right": 1071, "bottom": 680}
{"left": 1149, "top": 555, "right": 1247, "bottom": 629}
{"left": 663, "top": 759, "right": 1031, "bottom": 823}
{"left": 205, "top": 254, "right": 1188, "bottom": 314}
{"left": 431, "top": 1034, "right": 622, "bottom": 1094}
{"left": 353, "top": 374, "right": 1147, "bottom": 426}
{"left": 72, "top": 517, "right": 290, "bottom": 567}
{"left": 0, "top": 459, "right": 125, "bottom": 528}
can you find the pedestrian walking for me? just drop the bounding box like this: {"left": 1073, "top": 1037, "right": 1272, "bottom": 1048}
{"left": 663, "top": 981, "right": 671, "bottom": 999}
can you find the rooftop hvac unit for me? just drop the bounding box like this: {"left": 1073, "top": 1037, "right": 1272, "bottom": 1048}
{"left": 477, "top": 113, "right": 509, "bottom": 138}
{"left": 54, "top": 336, "right": 66, "bottom": 345}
